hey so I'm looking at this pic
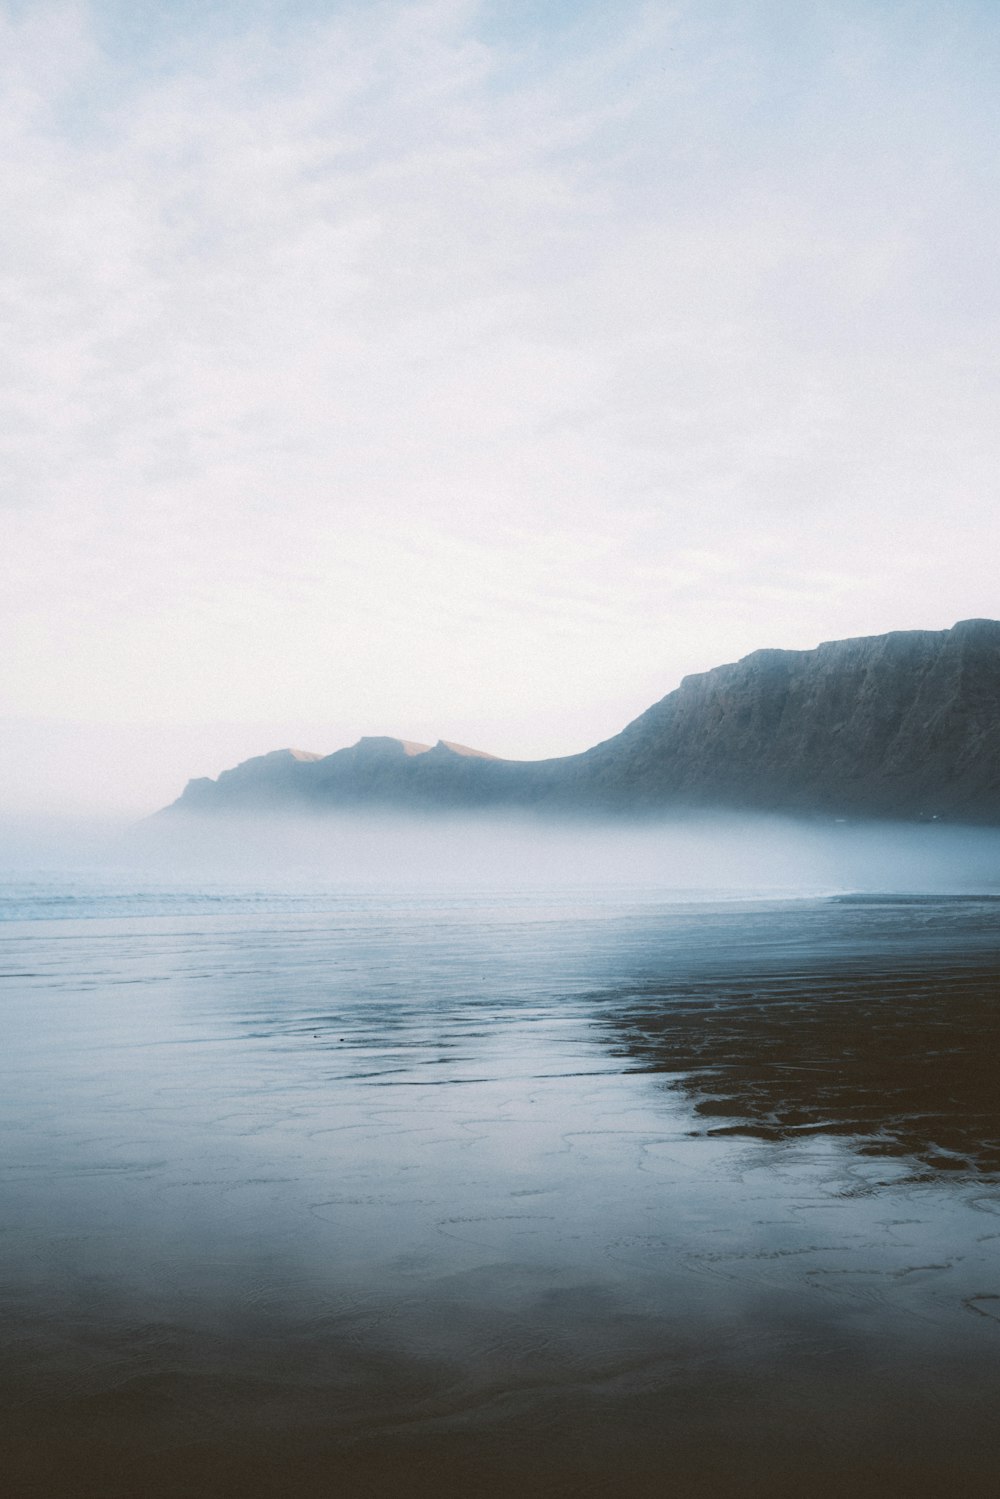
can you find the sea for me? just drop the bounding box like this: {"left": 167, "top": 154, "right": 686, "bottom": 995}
{"left": 2, "top": 865, "right": 999, "bottom": 1497}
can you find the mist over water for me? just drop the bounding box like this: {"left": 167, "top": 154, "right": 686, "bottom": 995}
{"left": 2, "top": 815, "right": 1000, "bottom": 1496}
{"left": 5, "top": 808, "right": 1000, "bottom": 901}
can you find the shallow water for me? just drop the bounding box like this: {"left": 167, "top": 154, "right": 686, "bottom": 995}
{"left": 1, "top": 879, "right": 999, "bottom": 1497}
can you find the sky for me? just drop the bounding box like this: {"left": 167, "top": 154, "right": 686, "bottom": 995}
{"left": 3, "top": 0, "right": 1000, "bottom": 815}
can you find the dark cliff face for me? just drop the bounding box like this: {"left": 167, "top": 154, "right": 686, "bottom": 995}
{"left": 580, "top": 618, "right": 1000, "bottom": 819}
{"left": 164, "top": 620, "right": 1000, "bottom": 823}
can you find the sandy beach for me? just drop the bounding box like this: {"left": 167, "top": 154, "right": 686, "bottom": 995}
{"left": 1, "top": 883, "right": 999, "bottom": 1497}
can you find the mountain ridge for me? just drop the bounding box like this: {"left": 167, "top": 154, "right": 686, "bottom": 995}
{"left": 164, "top": 619, "right": 1000, "bottom": 824}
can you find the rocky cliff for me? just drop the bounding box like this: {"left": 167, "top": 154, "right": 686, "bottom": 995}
{"left": 164, "top": 620, "right": 1000, "bottom": 823}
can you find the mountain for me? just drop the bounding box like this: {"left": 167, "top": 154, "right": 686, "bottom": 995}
{"left": 163, "top": 619, "right": 1000, "bottom": 823}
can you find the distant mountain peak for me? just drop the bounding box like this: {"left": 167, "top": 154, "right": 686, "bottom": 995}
{"left": 327, "top": 736, "right": 500, "bottom": 761}
{"left": 163, "top": 620, "right": 1000, "bottom": 824}
{"left": 351, "top": 736, "right": 433, "bottom": 757}
{"left": 433, "top": 740, "right": 501, "bottom": 760}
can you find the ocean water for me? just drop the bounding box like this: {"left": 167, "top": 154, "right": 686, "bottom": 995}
{"left": 1, "top": 872, "right": 999, "bottom": 1497}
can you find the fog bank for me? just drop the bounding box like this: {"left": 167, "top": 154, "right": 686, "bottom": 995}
{"left": 3, "top": 811, "right": 1000, "bottom": 899}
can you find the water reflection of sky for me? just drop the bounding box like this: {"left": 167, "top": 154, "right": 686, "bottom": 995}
{"left": 1, "top": 892, "right": 1000, "bottom": 1496}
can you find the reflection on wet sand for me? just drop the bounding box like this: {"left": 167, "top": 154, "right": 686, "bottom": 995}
{"left": 607, "top": 959, "right": 1000, "bottom": 1172}
{"left": 1, "top": 890, "right": 1000, "bottom": 1497}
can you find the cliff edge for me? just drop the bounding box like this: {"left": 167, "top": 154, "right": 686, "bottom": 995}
{"left": 163, "top": 620, "right": 1000, "bottom": 823}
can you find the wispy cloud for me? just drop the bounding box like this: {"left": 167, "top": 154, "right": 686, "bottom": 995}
{"left": 3, "top": 0, "right": 1000, "bottom": 809}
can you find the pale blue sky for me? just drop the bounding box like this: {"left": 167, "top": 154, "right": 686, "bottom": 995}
{"left": 3, "top": 0, "right": 1000, "bottom": 812}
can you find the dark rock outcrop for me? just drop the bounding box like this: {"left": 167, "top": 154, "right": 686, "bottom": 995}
{"left": 163, "top": 620, "right": 1000, "bottom": 823}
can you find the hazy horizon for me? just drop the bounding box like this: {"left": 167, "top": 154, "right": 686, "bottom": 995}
{"left": 4, "top": 806, "right": 1000, "bottom": 909}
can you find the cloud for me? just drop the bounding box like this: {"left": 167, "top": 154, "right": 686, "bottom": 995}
{"left": 3, "top": 0, "right": 1000, "bottom": 810}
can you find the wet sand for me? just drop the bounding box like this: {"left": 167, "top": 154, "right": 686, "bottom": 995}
{"left": 1, "top": 889, "right": 999, "bottom": 1496}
